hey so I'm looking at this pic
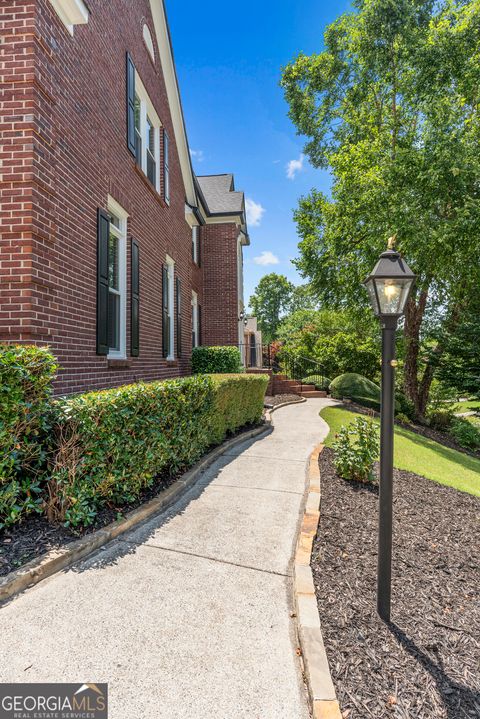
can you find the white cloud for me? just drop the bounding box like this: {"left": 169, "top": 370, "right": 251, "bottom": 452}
{"left": 253, "top": 251, "right": 280, "bottom": 266}
{"left": 190, "top": 149, "right": 204, "bottom": 162}
{"left": 245, "top": 197, "right": 265, "bottom": 227}
{"left": 286, "top": 153, "right": 305, "bottom": 180}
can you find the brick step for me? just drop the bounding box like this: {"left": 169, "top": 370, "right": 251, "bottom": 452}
{"left": 300, "top": 390, "right": 327, "bottom": 398}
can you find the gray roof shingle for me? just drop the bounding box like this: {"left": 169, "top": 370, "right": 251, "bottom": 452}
{"left": 196, "top": 174, "right": 245, "bottom": 215}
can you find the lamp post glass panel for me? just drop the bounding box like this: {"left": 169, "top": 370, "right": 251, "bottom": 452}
{"left": 364, "top": 237, "right": 415, "bottom": 622}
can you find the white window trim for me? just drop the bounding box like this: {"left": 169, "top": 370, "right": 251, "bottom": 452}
{"left": 166, "top": 255, "right": 175, "bottom": 360}
{"left": 49, "top": 0, "right": 88, "bottom": 35}
{"left": 191, "top": 290, "right": 199, "bottom": 348}
{"left": 107, "top": 196, "right": 128, "bottom": 360}
{"left": 135, "top": 73, "right": 161, "bottom": 192}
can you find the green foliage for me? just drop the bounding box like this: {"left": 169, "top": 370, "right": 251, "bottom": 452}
{"left": 47, "top": 374, "right": 267, "bottom": 528}
{"left": 332, "top": 416, "right": 379, "bottom": 483}
{"left": 248, "top": 273, "right": 295, "bottom": 343}
{"left": 313, "top": 332, "right": 379, "bottom": 380}
{"left": 281, "top": 0, "right": 480, "bottom": 414}
{"left": 302, "top": 375, "right": 332, "bottom": 391}
{"left": 428, "top": 379, "right": 459, "bottom": 410}
{"left": 207, "top": 374, "right": 269, "bottom": 445}
{"left": 0, "top": 345, "right": 58, "bottom": 528}
{"left": 426, "top": 407, "right": 456, "bottom": 432}
{"left": 396, "top": 413, "right": 412, "bottom": 425}
{"left": 395, "top": 391, "right": 416, "bottom": 421}
{"left": 449, "top": 418, "right": 480, "bottom": 451}
{"left": 330, "top": 373, "right": 380, "bottom": 404}
{"left": 192, "top": 346, "right": 242, "bottom": 374}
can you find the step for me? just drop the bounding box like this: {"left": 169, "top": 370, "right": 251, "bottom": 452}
{"left": 300, "top": 390, "right": 327, "bottom": 398}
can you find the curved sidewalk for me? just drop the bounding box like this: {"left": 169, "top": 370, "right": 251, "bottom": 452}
{"left": 0, "top": 399, "right": 333, "bottom": 719}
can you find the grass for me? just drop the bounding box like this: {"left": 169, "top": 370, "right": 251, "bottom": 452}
{"left": 452, "top": 399, "right": 480, "bottom": 413}
{"left": 320, "top": 406, "right": 480, "bottom": 497}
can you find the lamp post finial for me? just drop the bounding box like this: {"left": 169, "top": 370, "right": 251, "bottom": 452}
{"left": 387, "top": 233, "right": 397, "bottom": 251}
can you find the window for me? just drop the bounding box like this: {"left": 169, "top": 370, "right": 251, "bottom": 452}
{"left": 107, "top": 200, "right": 127, "bottom": 358}
{"left": 192, "top": 291, "right": 199, "bottom": 348}
{"left": 96, "top": 199, "right": 127, "bottom": 358}
{"left": 192, "top": 226, "right": 200, "bottom": 265}
{"left": 163, "top": 130, "right": 170, "bottom": 204}
{"left": 162, "top": 256, "right": 175, "bottom": 359}
{"left": 128, "top": 65, "right": 161, "bottom": 191}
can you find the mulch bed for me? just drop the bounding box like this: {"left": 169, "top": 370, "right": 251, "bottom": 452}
{"left": 312, "top": 448, "right": 480, "bottom": 719}
{"left": 264, "top": 394, "right": 304, "bottom": 408}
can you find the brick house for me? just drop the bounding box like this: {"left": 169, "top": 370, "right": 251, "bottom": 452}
{"left": 0, "top": 0, "right": 249, "bottom": 394}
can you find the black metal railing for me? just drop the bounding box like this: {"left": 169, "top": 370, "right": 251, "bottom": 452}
{"left": 275, "top": 349, "right": 327, "bottom": 390}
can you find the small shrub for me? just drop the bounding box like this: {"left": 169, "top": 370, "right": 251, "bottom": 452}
{"left": 302, "top": 375, "right": 332, "bottom": 391}
{"left": 332, "top": 416, "right": 379, "bottom": 483}
{"left": 192, "top": 346, "right": 242, "bottom": 374}
{"left": 330, "top": 373, "right": 380, "bottom": 402}
{"left": 396, "top": 391, "right": 416, "bottom": 421}
{"left": 427, "top": 407, "right": 455, "bottom": 431}
{"left": 396, "top": 412, "right": 412, "bottom": 425}
{"left": 0, "top": 345, "right": 58, "bottom": 528}
{"left": 449, "top": 418, "right": 480, "bottom": 450}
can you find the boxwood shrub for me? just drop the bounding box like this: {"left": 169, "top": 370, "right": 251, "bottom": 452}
{"left": 192, "top": 345, "right": 242, "bottom": 374}
{"left": 47, "top": 373, "right": 268, "bottom": 527}
{"left": 0, "top": 345, "right": 58, "bottom": 528}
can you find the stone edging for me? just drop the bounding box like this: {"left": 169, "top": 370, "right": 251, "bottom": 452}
{"left": 293, "top": 443, "right": 342, "bottom": 719}
{"left": 0, "top": 419, "right": 275, "bottom": 606}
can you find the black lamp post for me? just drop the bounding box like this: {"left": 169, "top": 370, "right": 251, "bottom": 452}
{"left": 364, "top": 235, "right": 416, "bottom": 622}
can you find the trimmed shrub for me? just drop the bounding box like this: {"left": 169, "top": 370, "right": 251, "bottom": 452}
{"left": 47, "top": 373, "right": 268, "bottom": 528}
{"left": 302, "top": 375, "right": 332, "bottom": 392}
{"left": 449, "top": 418, "right": 480, "bottom": 451}
{"left": 330, "top": 373, "right": 380, "bottom": 405}
{"left": 208, "top": 374, "right": 269, "bottom": 445}
{"left": 0, "top": 345, "right": 58, "bottom": 528}
{"left": 192, "top": 346, "right": 242, "bottom": 374}
{"left": 332, "top": 416, "right": 379, "bottom": 483}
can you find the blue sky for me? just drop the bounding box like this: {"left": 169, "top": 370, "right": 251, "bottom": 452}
{"left": 165, "top": 0, "right": 350, "bottom": 307}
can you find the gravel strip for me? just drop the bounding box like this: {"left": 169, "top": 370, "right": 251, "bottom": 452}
{"left": 312, "top": 448, "right": 480, "bottom": 719}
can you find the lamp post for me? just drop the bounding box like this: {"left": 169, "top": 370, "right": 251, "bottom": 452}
{"left": 364, "top": 235, "right": 415, "bottom": 622}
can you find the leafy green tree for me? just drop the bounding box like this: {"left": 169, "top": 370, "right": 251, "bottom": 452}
{"left": 249, "top": 273, "right": 295, "bottom": 343}
{"left": 314, "top": 333, "right": 380, "bottom": 380}
{"left": 435, "top": 304, "right": 480, "bottom": 397}
{"left": 281, "top": 0, "right": 480, "bottom": 418}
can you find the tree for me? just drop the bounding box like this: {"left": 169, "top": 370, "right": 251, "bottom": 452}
{"left": 281, "top": 0, "right": 480, "bottom": 418}
{"left": 249, "top": 273, "right": 295, "bottom": 343}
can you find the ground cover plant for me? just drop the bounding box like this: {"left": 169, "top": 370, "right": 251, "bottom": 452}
{"left": 321, "top": 406, "right": 480, "bottom": 496}
{"left": 312, "top": 447, "right": 479, "bottom": 718}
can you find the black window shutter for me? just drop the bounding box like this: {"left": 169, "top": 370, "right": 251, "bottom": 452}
{"left": 162, "top": 264, "right": 169, "bottom": 358}
{"left": 131, "top": 239, "right": 140, "bottom": 357}
{"left": 198, "top": 304, "right": 202, "bottom": 347}
{"left": 126, "top": 53, "right": 136, "bottom": 156}
{"left": 97, "top": 209, "right": 110, "bottom": 355}
{"left": 176, "top": 277, "right": 182, "bottom": 358}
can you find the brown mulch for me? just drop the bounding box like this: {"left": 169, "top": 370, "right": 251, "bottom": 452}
{"left": 264, "top": 394, "right": 303, "bottom": 408}
{"left": 312, "top": 448, "right": 480, "bottom": 719}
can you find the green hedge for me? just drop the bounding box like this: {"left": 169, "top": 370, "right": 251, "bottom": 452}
{"left": 208, "top": 374, "right": 269, "bottom": 445}
{"left": 0, "top": 345, "right": 58, "bottom": 528}
{"left": 330, "top": 373, "right": 381, "bottom": 403}
{"left": 47, "top": 373, "right": 268, "bottom": 527}
{"left": 192, "top": 346, "right": 242, "bottom": 374}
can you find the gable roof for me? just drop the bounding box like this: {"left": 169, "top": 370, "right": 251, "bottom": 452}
{"left": 196, "top": 174, "right": 245, "bottom": 216}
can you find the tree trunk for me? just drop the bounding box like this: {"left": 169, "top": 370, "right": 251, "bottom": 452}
{"left": 402, "top": 290, "right": 428, "bottom": 418}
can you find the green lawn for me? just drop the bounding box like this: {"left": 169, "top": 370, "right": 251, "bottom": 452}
{"left": 452, "top": 399, "right": 480, "bottom": 413}
{"left": 320, "top": 406, "right": 480, "bottom": 497}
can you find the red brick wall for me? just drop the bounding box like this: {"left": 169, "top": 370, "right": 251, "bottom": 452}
{"left": 1, "top": 0, "right": 198, "bottom": 394}
{"left": 201, "top": 222, "right": 240, "bottom": 347}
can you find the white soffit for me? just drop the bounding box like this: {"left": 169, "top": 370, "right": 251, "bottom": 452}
{"left": 49, "top": 0, "right": 89, "bottom": 34}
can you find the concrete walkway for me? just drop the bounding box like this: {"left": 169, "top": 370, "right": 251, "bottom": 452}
{"left": 0, "top": 399, "right": 333, "bottom": 719}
